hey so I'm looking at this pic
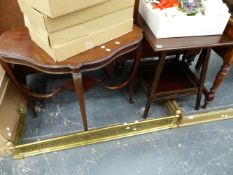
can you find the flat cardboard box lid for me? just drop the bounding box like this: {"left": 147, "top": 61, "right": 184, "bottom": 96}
{"left": 19, "top": 0, "right": 135, "bottom": 32}
{"left": 26, "top": 7, "right": 134, "bottom": 47}
{"left": 20, "top": 0, "right": 110, "bottom": 18}
{"left": 29, "top": 19, "right": 133, "bottom": 62}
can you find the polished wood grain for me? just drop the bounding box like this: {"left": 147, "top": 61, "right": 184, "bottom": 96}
{"left": 0, "top": 0, "right": 24, "bottom": 34}
{"left": 0, "top": 26, "right": 143, "bottom": 131}
{"left": 0, "top": 26, "right": 142, "bottom": 73}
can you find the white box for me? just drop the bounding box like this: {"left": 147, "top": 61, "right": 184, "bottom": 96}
{"left": 139, "top": 0, "right": 231, "bottom": 38}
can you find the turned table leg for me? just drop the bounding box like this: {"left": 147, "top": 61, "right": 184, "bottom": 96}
{"left": 72, "top": 73, "right": 88, "bottom": 131}
{"left": 203, "top": 47, "right": 233, "bottom": 108}
{"left": 203, "top": 63, "right": 231, "bottom": 108}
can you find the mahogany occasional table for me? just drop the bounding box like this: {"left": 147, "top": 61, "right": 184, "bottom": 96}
{"left": 0, "top": 26, "right": 143, "bottom": 131}
{"left": 133, "top": 14, "right": 233, "bottom": 119}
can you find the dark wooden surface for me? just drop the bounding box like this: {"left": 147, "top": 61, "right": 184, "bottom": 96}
{"left": 135, "top": 12, "right": 233, "bottom": 118}
{"left": 136, "top": 14, "right": 233, "bottom": 52}
{"left": 0, "top": 26, "right": 143, "bottom": 131}
{"left": 140, "top": 61, "right": 196, "bottom": 94}
{"left": 0, "top": 26, "right": 143, "bottom": 73}
{"left": 0, "top": 0, "right": 24, "bottom": 34}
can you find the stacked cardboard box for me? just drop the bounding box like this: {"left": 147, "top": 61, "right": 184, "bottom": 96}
{"left": 18, "top": 0, "right": 135, "bottom": 62}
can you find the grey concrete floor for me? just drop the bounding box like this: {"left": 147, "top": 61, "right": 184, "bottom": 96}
{"left": 1, "top": 120, "right": 233, "bottom": 175}
{"left": 1, "top": 51, "right": 233, "bottom": 175}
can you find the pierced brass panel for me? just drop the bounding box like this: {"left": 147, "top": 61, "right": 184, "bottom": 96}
{"left": 12, "top": 107, "right": 26, "bottom": 145}
{"left": 11, "top": 115, "right": 177, "bottom": 159}
{"left": 8, "top": 100, "right": 233, "bottom": 160}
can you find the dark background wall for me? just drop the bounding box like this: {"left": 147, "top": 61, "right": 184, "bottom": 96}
{"left": 0, "top": 0, "right": 24, "bottom": 34}
{"left": 224, "top": 0, "right": 233, "bottom": 13}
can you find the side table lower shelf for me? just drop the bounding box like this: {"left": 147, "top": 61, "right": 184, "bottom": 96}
{"left": 140, "top": 59, "right": 204, "bottom": 117}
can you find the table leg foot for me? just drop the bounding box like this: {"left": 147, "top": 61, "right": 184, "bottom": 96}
{"left": 72, "top": 73, "right": 88, "bottom": 131}
{"left": 203, "top": 63, "right": 231, "bottom": 108}
{"left": 128, "top": 82, "right": 135, "bottom": 104}
{"left": 128, "top": 97, "right": 135, "bottom": 104}
{"left": 143, "top": 99, "right": 152, "bottom": 119}
{"left": 128, "top": 44, "right": 142, "bottom": 105}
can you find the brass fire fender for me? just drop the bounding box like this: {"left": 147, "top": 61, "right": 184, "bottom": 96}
{"left": 8, "top": 100, "right": 233, "bottom": 159}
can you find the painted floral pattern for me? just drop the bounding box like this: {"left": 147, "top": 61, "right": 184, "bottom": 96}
{"left": 180, "top": 0, "right": 202, "bottom": 15}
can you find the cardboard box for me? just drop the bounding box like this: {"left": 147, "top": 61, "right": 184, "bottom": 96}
{"left": 139, "top": 0, "right": 231, "bottom": 38}
{"left": 29, "top": 19, "right": 134, "bottom": 62}
{"left": 25, "top": 7, "right": 134, "bottom": 47}
{"left": 19, "top": 0, "right": 135, "bottom": 32}
{"left": 20, "top": 0, "right": 109, "bottom": 18}
{"left": 0, "top": 66, "right": 8, "bottom": 106}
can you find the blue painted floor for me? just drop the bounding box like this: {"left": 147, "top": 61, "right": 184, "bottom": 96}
{"left": 1, "top": 51, "right": 233, "bottom": 175}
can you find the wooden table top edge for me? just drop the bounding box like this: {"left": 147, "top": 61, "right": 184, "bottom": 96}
{"left": 0, "top": 25, "right": 143, "bottom": 74}
{"left": 136, "top": 14, "right": 233, "bottom": 52}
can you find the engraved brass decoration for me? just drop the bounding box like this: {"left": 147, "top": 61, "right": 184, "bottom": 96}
{"left": 11, "top": 115, "right": 177, "bottom": 159}
{"left": 8, "top": 100, "right": 233, "bottom": 159}
{"left": 0, "top": 105, "right": 26, "bottom": 157}
{"left": 13, "top": 106, "right": 26, "bottom": 145}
